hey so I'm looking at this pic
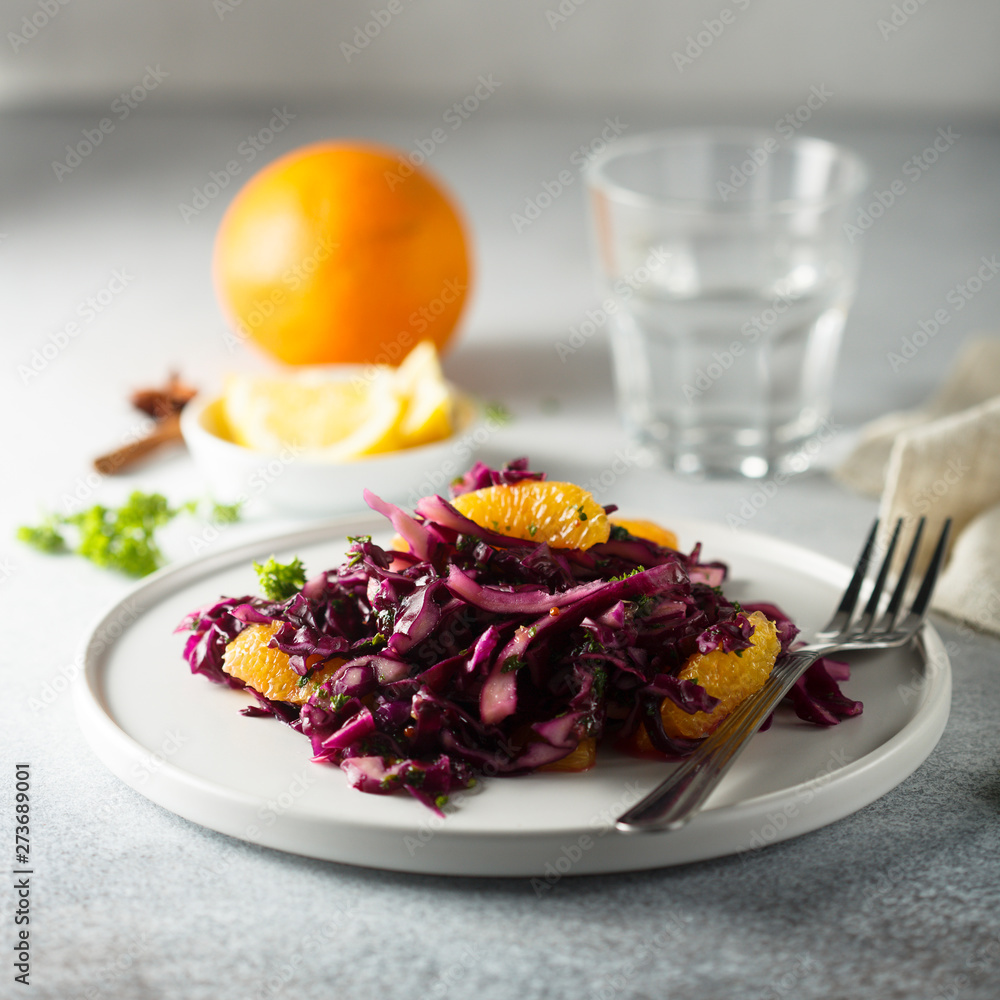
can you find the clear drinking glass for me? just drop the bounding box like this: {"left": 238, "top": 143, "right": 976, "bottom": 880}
{"left": 585, "top": 130, "right": 867, "bottom": 479}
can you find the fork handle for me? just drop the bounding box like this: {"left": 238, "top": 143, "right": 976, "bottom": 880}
{"left": 616, "top": 650, "right": 823, "bottom": 833}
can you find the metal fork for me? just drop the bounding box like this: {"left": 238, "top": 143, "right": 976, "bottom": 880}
{"left": 616, "top": 516, "right": 952, "bottom": 834}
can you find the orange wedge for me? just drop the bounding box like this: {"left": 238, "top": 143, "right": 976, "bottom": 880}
{"left": 223, "top": 621, "right": 344, "bottom": 704}
{"left": 625, "top": 611, "right": 781, "bottom": 753}
{"left": 451, "top": 481, "right": 609, "bottom": 549}
{"left": 539, "top": 737, "right": 597, "bottom": 772}
{"left": 608, "top": 516, "right": 678, "bottom": 550}
{"left": 664, "top": 610, "right": 780, "bottom": 738}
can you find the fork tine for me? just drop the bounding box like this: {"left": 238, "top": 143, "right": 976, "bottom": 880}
{"left": 878, "top": 516, "right": 925, "bottom": 629}
{"left": 857, "top": 518, "right": 903, "bottom": 630}
{"left": 818, "top": 519, "right": 879, "bottom": 635}
{"left": 903, "top": 518, "right": 952, "bottom": 622}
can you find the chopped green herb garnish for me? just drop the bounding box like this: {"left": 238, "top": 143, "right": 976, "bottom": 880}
{"left": 484, "top": 402, "right": 512, "bottom": 426}
{"left": 632, "top": 594, "right": 654, "bottom": 618}
{"left": 210, "top": 500, "right": 243, "bottom": 524}
{"left": 18, "top": 493, "right": 244, "bottom": 577}
{"left": 577, "top": 504, "right": 588, "bottom": 521}
{"left": 608, "top": 524, "right": 631, "bottom": 542}
{"left": 74, "top": 492, "right": 177, "bottom": 577}
{"left": 17, "top": 520, "right": 67, "bottom": 554}
{"left": 19, "top": 491, "right": 180, "bottom": 577}
{"left": 571, "top": 635, "right": 605, "bottom": 656}
{"left": 610, "top": 566, "right": 645, "bottom": 582}
{"left": 501, "top": 655, "right": 525, "bottom": 674}
{"left": 592, "top": 666, "right": 608, "bottom": 698}
{"left": 253, "top": 555, "right": 306, "bottom": 601}
{"left": 528, "top": 524, "right": 538, "bottom": 537}
{"left": 345, "top": 535, "right": 373, "bottom": 568}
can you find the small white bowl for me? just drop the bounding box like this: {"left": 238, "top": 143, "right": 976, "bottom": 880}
{"left": 180, "top": 390, "right": 481, "bottom": 517}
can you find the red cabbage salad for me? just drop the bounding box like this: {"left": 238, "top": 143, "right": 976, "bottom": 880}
{"left": 177, "top": 459, "right": 861, "bottom": 813}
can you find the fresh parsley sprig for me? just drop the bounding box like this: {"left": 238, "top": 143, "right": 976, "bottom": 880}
{"left": 17, "top": 492, "right": 243, "bottom": 578}
{"left": 253, "top": 555, "right": 306, "bottom": 601}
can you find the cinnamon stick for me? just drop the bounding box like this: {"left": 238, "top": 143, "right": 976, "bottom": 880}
{"left": 93, "top": 412, "right": 183, "bottom": 475}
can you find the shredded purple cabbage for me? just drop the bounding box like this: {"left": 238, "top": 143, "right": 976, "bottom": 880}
{"left": 449, "top": 457, "right": 545, "bottom": 496}
{"left": 176, "top": 461, "right": 863, "bottom": 813}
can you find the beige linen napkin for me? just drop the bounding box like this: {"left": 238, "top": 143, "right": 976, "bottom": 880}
{"left": 834, "top": 336, "right": 1000, "bottom": 497}
{"left": 837, "top": 337, "right": 1000, "bottom": 637}
{"left": 933, "top": 503, "right": 1000, "bottom": 636}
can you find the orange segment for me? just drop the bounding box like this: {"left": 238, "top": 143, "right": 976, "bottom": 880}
{"left": 661, "top": 610, "right": 780, "bottom": 738}
{"left": 223, "top": 622, "right": 344, "bottom": 704}
{"left": 608, "top": 516, "right": 678, "bottom": 550}
{"left": 451, "top": 481, "right": 609, "bottom": 549}
{"left": 623, "top": 611, "right": 781, "bottom": 755}
{"left": 539, "top": 738, "right": 597, "bottom": 772}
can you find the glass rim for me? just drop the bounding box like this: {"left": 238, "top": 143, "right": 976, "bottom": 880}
{"left": 584, "top": 127, "right": 868, "bottom": 215}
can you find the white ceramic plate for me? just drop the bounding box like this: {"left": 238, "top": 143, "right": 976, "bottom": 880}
{"left": 75, "top": 517, "right": 950, "bottom": 877}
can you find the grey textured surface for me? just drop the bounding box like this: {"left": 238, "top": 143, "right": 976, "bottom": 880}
{"left": 2, "top": 109, "right": 1000, "bottom": 1000}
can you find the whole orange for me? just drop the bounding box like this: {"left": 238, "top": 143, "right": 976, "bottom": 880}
{"left": 213, "top": 141, "right": 471, "bottom": 365}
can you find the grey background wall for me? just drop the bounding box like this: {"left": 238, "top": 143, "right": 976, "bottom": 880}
{"left": 2, "top": 0, "right": 999, "bottom": 120}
